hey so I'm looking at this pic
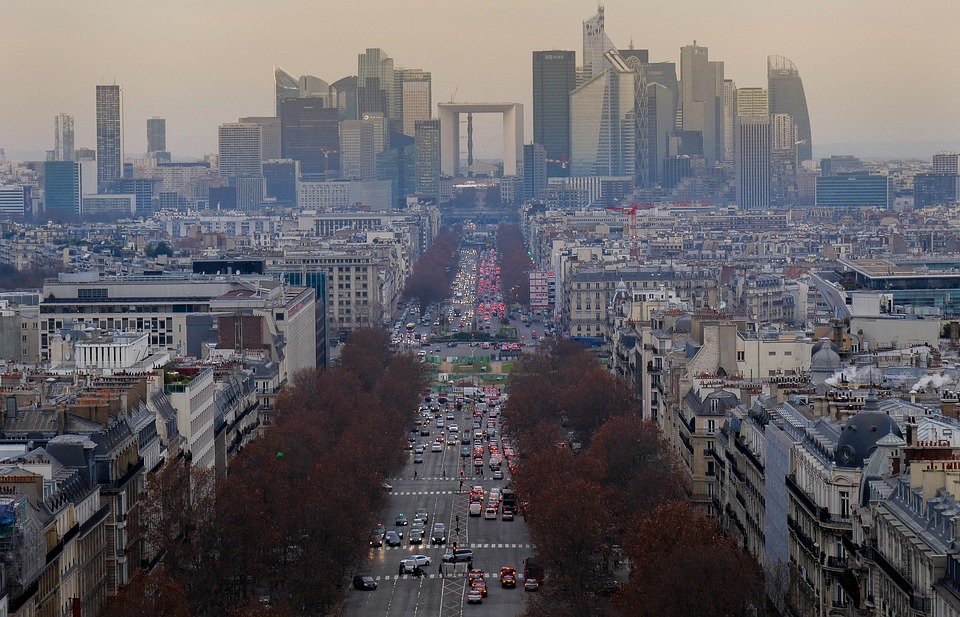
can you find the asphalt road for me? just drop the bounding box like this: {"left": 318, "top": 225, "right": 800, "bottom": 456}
{"left": 342, "top": 399, "right": 533, "bottom": 616}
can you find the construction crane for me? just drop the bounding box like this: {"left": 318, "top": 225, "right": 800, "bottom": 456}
{"left": 607, "top": 204, "right": 652, "bottom": 261}
{"left": 319, "top": 147, "right": 338, "bottom": 178}
{"left": 545, "top": 154, "right": 569, "bottom": 171}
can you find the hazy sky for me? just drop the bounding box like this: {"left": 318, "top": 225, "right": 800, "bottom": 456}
{"left": 3, "top": 0, "right": 959, "bottom": 160}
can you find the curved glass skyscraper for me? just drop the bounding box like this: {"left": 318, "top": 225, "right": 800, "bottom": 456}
{"left": 768, "top": 55, "right": 812, "bottom": 162}
{"left": 274, "top": 66, "right": 300, "bottom": 116}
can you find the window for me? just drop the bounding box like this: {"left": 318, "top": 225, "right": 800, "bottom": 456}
{"left": 737, "top": 351, "right": 745, "bottom": 362}
{"left": 840, "top": 491, "right": 850, "bottom": 518}
{"left": 707, "top": 420, "right": 717, "bottom": 434}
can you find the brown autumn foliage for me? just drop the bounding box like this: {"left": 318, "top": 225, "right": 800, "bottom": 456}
{"left": 497, "top": 223, "right": 531, "bottom": 305}
{"left": 101, "top": 568, "right": 192, "bottom": 617}
{"left": 401, "top": 229, "right": 459, "bottom": 310}
{"left": 616, "top": 500, "right": 766, "bottom": 617}
{"left": 112, "top": 327, "right": 427, "bottom": 617}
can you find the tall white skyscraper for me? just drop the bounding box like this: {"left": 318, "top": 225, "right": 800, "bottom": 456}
{"left": 736, "top": 87, "right": 769, "bottom": 116}
{"left": 340, "top": 114, "right": 387, "bottom": 181}
{"left": 582, "top": 7, "right": 616, "bottom": 81}
{"left": 96, "top": 84, "right": 123, "bottom": 192}
{"left": 735, "top": 114, "right": 771, "bottom": 210}
{"left": 358, "top": 49, "right": 395, "bottom": 126}
{"left": 54, "top": 113, "right": 75, "bottom": 162}
{"left": 218, "top": 123, "right": 263, "bottom": 183}
{"left": 722, "top": 80, "right": 736, "bottom": 163}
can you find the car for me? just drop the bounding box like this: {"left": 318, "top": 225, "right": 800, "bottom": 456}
{"left": 385, "top": 530, "right": 402, "bottom": 547}
{"left": 431, "top": 523, "right": 446, "bottom": 544}
{"left": 473, "top": 580, "right": 488, "bottom": 597}
{"left": 500, "top": 566, "right": 517, "bottom": 579}
{"left": 420, "top": 428, "right": 430, "bottom": 436}
{"left": 369, "top": 532, "right": 383, "bottom": 548}
{"left": 442, "top": 548, "right": 474, "bottom": 563}
{"left": 353, "top": 575, "right": 377, "bottom": 590}
{"left": 502, "top": 510, "right": 514, "bottom": 521}
{"left": 413, "top": 454, "right": 424, "bottom": 464}
{"left": 466, "top": 589, "right": 483, "bottom": 604}
{"left": 469, "top": 502, "right": 482, "bottom": 517}
{"left": 484, "top": 507, "right": 497, "bottom": 520}
{"left": 382, "top": 481, "right": 394, "bottom": 490}
{"left": 524, "top": 578, "right": 540, "bottom": 591}
{"left": 447, "top": 341, "right": 457, "bottom": 348}
{"left": 408, "top": 528, "right": 424, "bottom": 544}
{"left": 461, "top": 446, "right": 470, "bottom": 457}
{"left": 431, "top": 442, "right": 443, "bottom": 452}
{"left": 414, "top": 445, "right": 424, "bottom": 454}
{"left": 395, "top": 513, "right": 407, "bottom": 526}
{"left": 407, "top": 554, "right": 432, "bottom": 567}
{"left": 492, "top": 470, "right": 504, "bottom": 480}
{"left": 468, "top": 569, "right": 485, "bottom": 584}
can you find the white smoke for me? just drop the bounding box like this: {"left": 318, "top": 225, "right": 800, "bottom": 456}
{"left": 910, "top": 374, "right": 954, "bottom": 392}
{"left": 825, "top": 365, "right": 880, "bottom": 387}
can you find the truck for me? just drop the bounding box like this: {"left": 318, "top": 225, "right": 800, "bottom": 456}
{"left": 523, "top": 557, "right": 544, "bottom": 584}
{"left": 501, "top": 488, "right": 517, "bottom": 514}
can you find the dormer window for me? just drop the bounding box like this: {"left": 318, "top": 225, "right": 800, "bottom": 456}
{"left": 710, "top": 398, "right": 720, "bottom": 412}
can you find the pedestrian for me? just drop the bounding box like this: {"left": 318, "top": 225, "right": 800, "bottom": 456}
{"left": 399, "top": 562, "right": 404, "bottom": 576}
{"left": 439, "top": 563, "right": 444, "bottom": 577}
{"left": 442, "top": 469, "right": 446, "bottom": 478}
{"left": 414, "top": 470, "right": 417, "bottom": 479}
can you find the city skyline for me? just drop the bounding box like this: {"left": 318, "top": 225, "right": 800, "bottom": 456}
{"left": 2, "top": 0, "right": 959, "bottom": 161}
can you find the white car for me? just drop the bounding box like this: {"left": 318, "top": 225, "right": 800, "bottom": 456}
{"left": 404, "top": 554, "right": 432, "bottom": 568}
{"left": 431, "top": 442, "right": 443, "bottom": 452}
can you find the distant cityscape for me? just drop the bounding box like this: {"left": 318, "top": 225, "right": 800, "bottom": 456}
{"left": 1, "top": 5, "right": 960, "bottom": 617}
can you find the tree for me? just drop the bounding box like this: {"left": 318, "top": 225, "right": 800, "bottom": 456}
{"left": 101, "top": 568, "right": 192, "bottom": 617}
{"left": 617, "top": 501, "right": 765, "bottom": 617}
{"left": 401, "top": 229, "right": 460, "bottom": 310}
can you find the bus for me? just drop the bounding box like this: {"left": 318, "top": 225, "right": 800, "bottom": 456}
{"left": 406, "top": 323, "right": 416, "bottom": 331}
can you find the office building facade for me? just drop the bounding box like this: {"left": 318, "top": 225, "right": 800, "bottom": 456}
{"left": 680, "top": 43, "right": 724, "bottom": 165}
{"left": 43, "top": 161, "right": 82, "bottom": 217}
{"left": 340, "top": 114, "right": 387, "bottom": 181}
{"left": 523, "top": 143, "right": 547, "bottom": 200}
{"left": 933, "top": 151, "right": 960, "bottom": 176}
{"left": 768, "top": 55, "right": 812, "bottom": 162}
{"left": 217, "top": 123, "right": 262, "bottom": 183}
{"left": 396, "top": 68, "right": 431, "bottom": 137}
{"left": 414, "top": 119, "right": 441, "bottom": 203}
{"left": 358, "top": 48, "right": 395, "bottom": 126}
{"left": 280, "top": 99, "right": 340, "bottom": 179}
{"left": 816, "top": 172, "right": 893, "bottom": 209}
{"left": 570, "top": 50, "right": 638, "bottom": 179}
{"left": 533, "top": 50, "right": 576, "bottom": 177}
{"left": 147, "top": 117, "right": 166, "bottom": 153}
{"left": 54, "top": 113, "right": 75, "bottom": 162}
{"left": 239, "top": 116, "right": 282, "bottom": 162}
{"left": 0, "top": 185, "right": 25, "bottom": 218}
{"left": 263, "top": 159, "right": 299, "bottom": 206}
{"left": 735, "top": 115, "right": 771, "bottom": 210}
{"left": 96, "top": 84, "right": 123, "bottom": 192}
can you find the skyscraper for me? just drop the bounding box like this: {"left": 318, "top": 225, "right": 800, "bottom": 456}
{"left": 54, "top": 113, "right": 74, "bottom": 162}
{"left": 414, "top": 119, "right": 441, "bottom": 203}
{"left": 722, "top": 80, "right": 736, "bottom": 163}
{"left": 679, "top": 43, "right": 724, "bottom": 165}
{"left": 768, "top": 55, "right": 812, "bottom": 162}
{"left": 735, "top": 115, "right": 771, "bottom": 210}
{"left": 217, "top": 123, "right": 262, "bottom": 183}
{"left": 44, "top": 161, "right": 83, "bottom": 217}
{"left": 358, "top": 49, "right": 395, "bottom": 126}
{"left": 340, "top": 114, "right": 387, "bottom": 181}
{"left": 582, "top": 7, "right": 615, "bottom": 82}
{"left": 736, "top": 87, "right": 768, "bottom": 116}
{"left": 646, "top": 82, "right": 676, "bottom": 186}
{"left": 569, "top": 49, "right": 638, "bottom": 179}
{"left": 933, "top": 152, "right": 960, "bottom": 175}
{"left": 274, "top": 66, "right": 333, "bottom": 116}
{"left": 280, "top": 98, "right": 340, "bottom": 179}
{"left": 533, "top": 50, "right": 576, "bottom": 177}
{"left": 770, "top": 113, "right": 799, "bottom": 207}
{"left": 147, "top": 117, "right": 166, "bottom": 154}
{"left": 96, "top": 84, "right": 123, "bottom": 192}
{"left": 396, "top": 68, "right": 431, "bottom": 137}
{"left": 263, "top": 159, "right": 300, "bottom": 206}
{"left": 239, "top": 116, "right": 282, "bottom": 161}
{"left": 523, "top": 143, "right": 547, "bottom": 200}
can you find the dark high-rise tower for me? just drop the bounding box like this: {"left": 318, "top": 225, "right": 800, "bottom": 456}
{"left": 768, "top": 55, "right": 812, "bottom": 162}
{"left": 280, "top": 98, "right": 340, "bottom": 179}
{"left": 96, "top": 84, "right": 123, "bottom": 192}
{"left": 533, "top": 50, "right": 576, "bottom": 177}
{"left": 147, "top": 117, "right": 166, "bottom": 154}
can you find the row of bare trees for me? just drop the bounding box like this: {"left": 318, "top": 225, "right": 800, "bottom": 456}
{"left": 401, "top": 229, "right": 460, "bottom": 312}
{"left": 505, "top": 341, "right": 765, "bottom": 617}
{"left": 106, "top": 329, "right": 427, "bottom": 617}
{"left": 497, "top": 224, "right": 531, "bottom": 306}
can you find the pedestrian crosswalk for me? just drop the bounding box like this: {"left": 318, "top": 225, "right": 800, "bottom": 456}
{"left": 392, "top": 490, "right": 456, "bottom": 496}
{"left": 381, "top": 543, "right": 534, "bottom": 551}
{"left": 374, "top": 571, "right": 519, "bottom": 581}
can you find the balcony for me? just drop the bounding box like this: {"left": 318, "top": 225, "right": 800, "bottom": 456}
{"left": 786, "top": 474, "right": 819, "bottom": 515}
{"left": 823, "top": 555, "right": 846, "bottom": 572}
{"left": 864, "top": 545, "right": 913, "bottom": 596}
{"left": 787, "top": 516, "right": 818, "bottom": 557}
{"left": 734, "top": 437, "right": 764, "bottom": 472}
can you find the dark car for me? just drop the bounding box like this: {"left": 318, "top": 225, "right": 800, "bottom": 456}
{"left": 385, "top": 530, "right": 402, "bottom": 547}
{"left": 353, "top": 575, "right": 377, "bottom": 590}
{"left": 369, "top": 532, "right": 383, "bottom": 548}
{"left": 431, "top": 523, "right": 447, "bottom": 544}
